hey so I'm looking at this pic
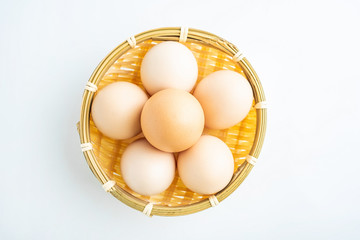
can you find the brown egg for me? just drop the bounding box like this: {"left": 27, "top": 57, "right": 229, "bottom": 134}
{"left": 177, "top": 135, "right": 234, "bottom": 195}
{"left": 140, "top": 41, "right": 198, "bottom": 95}
{"left": 141, "top": 89, "right": 204, "bottom": 152}
{"left": 121, "top": 138, "right": 176, "bottom": 196}
{"left": 193, "top": 70, "right": 253, "bottom": 130}
{"left": 91, "top": 82, "right": 148, "bottom": 140}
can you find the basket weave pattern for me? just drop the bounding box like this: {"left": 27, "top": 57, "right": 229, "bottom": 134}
{"left": 79, "top": 27, "right": 266, "bottom": 216}
{"left": 89, "top": 40, "right": 256, "bottom": 206}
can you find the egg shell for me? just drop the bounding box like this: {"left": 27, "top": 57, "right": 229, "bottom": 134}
{"left": 193, "top": 70, "right": 253, "bottom": 130}
{"left": 140, "top": 41, "right": 198, "bottom": 95}
{"left": 141, "top": 88, "right": 204, "bottom": 152}
{"left": 91, "top": 82, "right": 148, "bottom": 140}
{"left": 177, "top": 135, "right": 234, "bottom": 195}
{"left": 121, "top": 138, "right": 176, "bottom": 196}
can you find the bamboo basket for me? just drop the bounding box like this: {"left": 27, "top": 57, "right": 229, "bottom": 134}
{"left": 78, "top": 27, "right": 267, "bottom": 216}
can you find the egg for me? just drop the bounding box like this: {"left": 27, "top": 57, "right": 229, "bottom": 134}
{"left": 121, "top": 138, "right": 176, "bottom": 196}
{"left": 141, "top": 88, "right": 204, "bottom": 152}
{"left": 140, "top": 41, "right": 198, "bottom": 95}
{"left": 177, "top": 135, "right": 234, "bottom": 195}
{"left": 193, "top": 70, "right": 253, "bottom": 129}
{"left": 91, "top": 82, "right": 148, "bottom": 140}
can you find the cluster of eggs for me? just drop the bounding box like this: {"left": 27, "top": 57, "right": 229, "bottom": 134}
{"left": 91, "top": 41, "right": 253, "bottom": 196}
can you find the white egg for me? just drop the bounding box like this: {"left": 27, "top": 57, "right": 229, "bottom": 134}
{"left": 121, "top": 139, "right": 176, "bottom": 196}
{"left": 193, "top": 70, "right": 253, "bottom": 129}
{"left": 140, "top": 41, "right": 198, "bottom": 95}
{"left": 177, "top": 135, "right": 234, "bottom": 195}
{"left": 91, "top": 82, "right": 148, "bottom": 140}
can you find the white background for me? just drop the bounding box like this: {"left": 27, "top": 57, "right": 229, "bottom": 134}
{"left": 1, "top": 0, "right": 359, "bottom": 239}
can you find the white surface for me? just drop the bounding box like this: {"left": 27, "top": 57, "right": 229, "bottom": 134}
{"left": 1, "top": 0, "right": 359, "bottom": 239}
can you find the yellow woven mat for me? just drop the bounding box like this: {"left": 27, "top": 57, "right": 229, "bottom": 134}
{"left": 89, "top": 40, "right": 256, "bottom": 206}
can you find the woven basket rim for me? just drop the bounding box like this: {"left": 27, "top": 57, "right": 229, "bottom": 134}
{"left": 79, "top": 27, "right": 267, "bottom": 216}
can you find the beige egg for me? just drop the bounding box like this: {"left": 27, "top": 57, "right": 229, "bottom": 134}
{"left": 141, "top": 88, "right": 204, "bottom": 152}
{"left": 121, "top": 138, "right": 176, "bottom": 196}
{"left": 193, "top": 70, "right": 253, "bottom": 130}
{"left": 91, "top": 82, "right": 148, "bottom": 140}
{"left": 140, "top": 41, "right": 198, "bottom": 95}
{"left": 177, "top": 135, "right": 234, "bottom": 195}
